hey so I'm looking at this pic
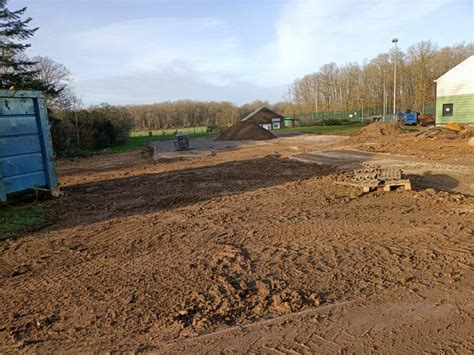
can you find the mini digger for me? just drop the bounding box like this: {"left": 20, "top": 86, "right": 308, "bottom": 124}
{"left": 174, "top": 133, "right": 190, "bottom": 151}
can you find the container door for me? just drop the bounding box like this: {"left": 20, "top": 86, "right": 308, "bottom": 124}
{"left": 0, "top": 92, "right": 58, "bottom": 201}
{"left": 0, "top": 161, "right": 5, "bottom": 202}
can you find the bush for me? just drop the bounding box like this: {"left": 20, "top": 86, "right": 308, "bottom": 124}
{"left": 50, "top": 104, "right": 134, "bottom": 157}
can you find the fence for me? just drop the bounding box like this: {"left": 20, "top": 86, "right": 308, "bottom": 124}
{"left": 131, "top": 126, "right": 208, "bottom": 137}
{"left": 287, "top": 111, "right": 361, "bottom": 124}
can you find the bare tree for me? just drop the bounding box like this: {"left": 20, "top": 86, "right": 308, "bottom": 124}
{"left": 287, "top": 41, "right": 473, "bottom": 116}
{"left": 31, "top": 55, "right": 77, "bottom": 109}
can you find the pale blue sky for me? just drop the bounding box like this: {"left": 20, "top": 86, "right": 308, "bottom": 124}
{"left": 10, "top": 0, "right": 474, "bottom": 105}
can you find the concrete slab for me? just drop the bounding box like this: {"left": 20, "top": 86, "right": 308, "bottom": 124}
{"left": 291, "top": 149, "right": 474, "bottom": 195}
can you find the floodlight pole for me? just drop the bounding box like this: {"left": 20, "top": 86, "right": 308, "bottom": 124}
{"left": 392, "top": 38, "right": 399, "bottom": 118}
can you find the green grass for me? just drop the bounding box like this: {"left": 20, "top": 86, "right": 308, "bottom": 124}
{"left": 103, "top": 131, "right": 217, "bottom": 154}
{"left": 278, "top": 123, "right": 364, "bottom": 135}
{"left": 0, "top": 205, "right": 49, "bottom": 241}
{"left": 400, "top": 125, "right": 421, "bottom": 132}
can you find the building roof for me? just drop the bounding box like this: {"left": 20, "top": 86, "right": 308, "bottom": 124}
{"left": 241, "top": 106, "right": 284, "bottom": 121}
{"left": 435, "top": 55, "right": 474, "bottom": 83}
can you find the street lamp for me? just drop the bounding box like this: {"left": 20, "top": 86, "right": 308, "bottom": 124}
{"left": 392, "top": 38, "right": 399, "bottom": 118}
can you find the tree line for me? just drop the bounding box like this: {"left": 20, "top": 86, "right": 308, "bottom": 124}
{"left": 113, "top": 41, "right": 474, "bottom": 128}
{"left": 286, "top": 41, "right": 474, "bottom": 117}
{"left": 121, "top": 100, "right": 295, "bottom": 131}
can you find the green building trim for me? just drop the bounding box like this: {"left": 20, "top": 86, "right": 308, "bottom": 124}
{"left": 436, "top": 93, "right": 474, "bottom": 125}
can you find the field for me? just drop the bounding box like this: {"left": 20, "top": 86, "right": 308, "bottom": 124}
{"left": 0, "top": 127, "right": 473, "bottom": 352}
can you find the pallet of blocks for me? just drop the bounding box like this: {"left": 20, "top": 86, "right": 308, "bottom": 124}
{"left": 352, "top": 167, "right": 412, "bottom": 193}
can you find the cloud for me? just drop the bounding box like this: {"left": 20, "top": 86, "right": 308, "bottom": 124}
{"left": 71, "top": 16, "right": 283, "bottom": 104}
{"left": 76, "top": 65, "right": 286, "bottom": 105}
{"left": 72, "top": 17, "right": 245, "bottom": 83}
{"left": 256, "top": 0, "right": 454, "bottom": 84}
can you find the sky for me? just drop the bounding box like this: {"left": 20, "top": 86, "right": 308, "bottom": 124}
{"left": 9, "top": 0, "right": 474, "bottom": 106}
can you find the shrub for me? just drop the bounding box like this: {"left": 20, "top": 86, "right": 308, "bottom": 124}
{"left": 50, "top": 104, "right": 134, "bottom": 157}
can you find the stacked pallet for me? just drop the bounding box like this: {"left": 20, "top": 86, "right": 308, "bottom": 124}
{"left": 352, "top": 167, "right": 411, "bottom": 192}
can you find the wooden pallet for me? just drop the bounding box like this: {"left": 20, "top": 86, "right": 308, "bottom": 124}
{"left": 382, "top": 179, "right": 412, "bottom": 192}
{"left": 362, "top": 185, "right": 377, "bottom": 193}
{"left": 355, "top": 179, "right": 412, "bottom": 193}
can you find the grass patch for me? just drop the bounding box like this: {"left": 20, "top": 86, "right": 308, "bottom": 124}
{"left": 400, "top": 125, "right": 421, "bottom": 132}
{"left": 103, "top": 131, "right": 217, "bottom": 154}
{"left": 278, "top": 123, "right": 364, "bottom": 135}
{"left": 0, "top": 205, "right": 49, "bottom": 241}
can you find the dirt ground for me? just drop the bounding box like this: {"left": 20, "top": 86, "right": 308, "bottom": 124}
{"left": 0, "top": 132, "right": 473, "bottom": 352}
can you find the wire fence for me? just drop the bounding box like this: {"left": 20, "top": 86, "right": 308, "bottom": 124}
{"left": 287, "top": 111, "right": 361, "bottom": 124}
{"left": 288, "top": 104, "right": 436, "bottom": 125}
{"left": 131, "top": 126, "right": 208, "bottom": 137}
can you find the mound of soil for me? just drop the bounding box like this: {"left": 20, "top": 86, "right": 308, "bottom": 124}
{"left": 445, "top": 123, "right": 464, "bottom": 132}
{"left": 418, "top": 113, "right": 435, "bottom": 126}
{"left": 215, "top": 121, "right": 275, "bottom": 141}
{"left": 415, "top": 127, "right": 460, "bottom": 139}
{"left": 351, "top": 122, "right": 403, "bottom": 138}
{"left": 458, "top": 128, "right": 474, "bottom": 139}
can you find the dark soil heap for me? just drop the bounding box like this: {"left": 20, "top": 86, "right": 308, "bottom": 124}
{"left": 215, "top": 121, "right": 276, "bottom": 141}
{"left": 351, "top": 122, "right": 403, "bottom": 138}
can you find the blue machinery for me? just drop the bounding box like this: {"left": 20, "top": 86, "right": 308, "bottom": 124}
{"left": 0, "top": 90, "right": 59, "bottom": 203}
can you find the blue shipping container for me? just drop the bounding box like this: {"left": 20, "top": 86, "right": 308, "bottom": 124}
{"left": 0, "top": 90, "right": 59, "bottom": 202}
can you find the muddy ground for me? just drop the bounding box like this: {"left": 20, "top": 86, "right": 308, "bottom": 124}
{"left": 0, "top": 132, "right": 473, "bottom": 352}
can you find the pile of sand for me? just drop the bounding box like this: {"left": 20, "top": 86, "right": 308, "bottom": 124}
{"left": 415, "top": 127, "right": 460, "bottom": 139}
{"left": 445, "top": 123, "right": 464, "bottom": 132}
{"left": 351, "top": 122, "right": 403, "bottom": 138}
{"left": 215, "top": 121, "right": 276, "bottom": 141}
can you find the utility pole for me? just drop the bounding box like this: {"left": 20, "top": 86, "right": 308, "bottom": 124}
{"left": 383, "top": 76, "right": 387, "bottom": 121}
{"left": 392, "top": 38, "right": 399, "bottom": 119}
{"left": 313, "top": 75, "right": 318, "bottom": 116}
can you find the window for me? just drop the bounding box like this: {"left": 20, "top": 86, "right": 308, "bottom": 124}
{"left": 442, "top": 103, "right": 453, "bottom": 117}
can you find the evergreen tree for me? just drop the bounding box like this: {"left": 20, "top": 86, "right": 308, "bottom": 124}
{"left": 0, "top": 0, "right": 39, "bottom": 89}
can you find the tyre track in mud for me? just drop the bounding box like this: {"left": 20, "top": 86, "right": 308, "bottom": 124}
{"left": 0, "top": 151, "right": 473, "bottom": 352}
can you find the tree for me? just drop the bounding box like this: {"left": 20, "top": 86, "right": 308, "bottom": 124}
{"left": 286, "top": 41, "right": 474, "bottom": 117}
{"left": 0, "top": 0, "right": 39, "bottom": 89}
{"left": 31, "top": 56, "right": 77, "bottom": 109}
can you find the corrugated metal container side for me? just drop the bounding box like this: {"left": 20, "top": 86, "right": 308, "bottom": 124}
{"left": 0, "top": 90, "right": 59, "bottom": 202}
